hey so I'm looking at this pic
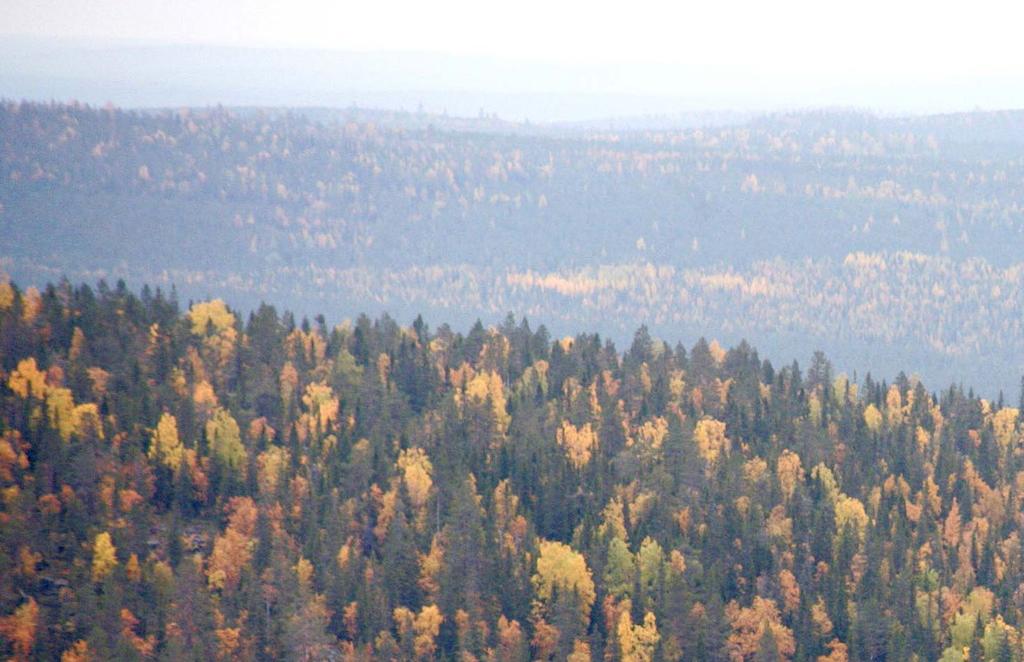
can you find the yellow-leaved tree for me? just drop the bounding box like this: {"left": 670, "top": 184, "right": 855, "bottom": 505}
{"left": 835, "top": 494, "right": 869, "bottom": 540}
{"left": 300, "top": 382, "right": 339, "bottom": 438}
{"left": 694, "top": 417, "right": 730, "bottom": 466}
{"left": 189, "top": 300, "right": 238, "bottom": 390}
{"left": 495, "top": 616, "right": 528, "bottom": 661}
{"left": 557, "top": 420, "right": 597, "bottom": 469}
{"left": 0, "top": 279, "right": 13, "bottom": 311}
{"left": 567, "top": 639, "right": 592, "bottom": 662}
{"left": 91, "top": 532, "right": 118, "bottom": 582}
{"left": 597, "top": 497, "right": 629, "bottom": 542}
{"left": 992, "top": 407, "right": 1019, "bottom": 450}
{"left": 532, "top": 540, "right": 596, "bottom": 626}
{"left": 776, "top": 449, "right": 804, "bottom": 502}
{"left": 71, "top": 403, "right": 103, "bottom": 440}
{"left": 148, "top": 412, "right": 184, "bottom": 472}
{"left": 279, "top": 361, "right": 299, "bottom": 421}
{"left": 634, "top": 417, "right": 668, "bottom": 450}
{"left": 8, "top": 357, "right": 47, "bottom": 400}
{"left": 943, "top": 498, "right": 962, "bottom": 549}
{"left": 206, "top": 407, "right": 245, "bottom": 475}
{"left": 192, "top": 380, "right": 219, "bottom": 420}
{"left": 394, "top": 605, "right": 444, "bottom": 661}
{"left": 863, "top": 404, "right": 883, "bottom": 433}
{"left": 617, "top": 608, "right": 660, "bottom": 662}
{"left": 462, "top": 370, "right": 510, "bottom": 435}
{"left": 397, "top": 447, "right": 434, "bottom": 510}
{"left": 45, "top": 387, "right": 75, "bottom": 442}
{"left": 257, "top": 446, "right": 289, "bottom": 496}
{"left": 188, "top": 299, "right": 235, "bottom": 335}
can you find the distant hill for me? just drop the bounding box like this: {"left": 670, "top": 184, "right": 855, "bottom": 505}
{"left": 3, "top": 101, "right": 1024, "bottom": 394}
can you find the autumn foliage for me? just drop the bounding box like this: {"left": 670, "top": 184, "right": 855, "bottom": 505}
{"left": 2, "top": 277, "right": 1024, "bottom": 660}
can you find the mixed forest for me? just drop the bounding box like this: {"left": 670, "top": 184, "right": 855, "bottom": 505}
{"left": 3, "top": 102, "right": 1024, "bottom": 391}
{"left": 3, "top": 275, "right": 1024, "bottom": 660}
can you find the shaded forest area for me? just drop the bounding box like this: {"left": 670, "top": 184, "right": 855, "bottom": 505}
{"left": 3, "top": 276, "right": 1024, "bottom": 660}
{"left": 3, "top": 102, "right": 1024, "bottom": 393}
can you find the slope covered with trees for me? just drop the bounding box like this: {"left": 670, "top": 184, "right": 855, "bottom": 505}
{"left": 3, "top": 102, "right": 1024, "bottom": 392}
{"left": 2, "top": 276, "right": 1024, "bottom": 660}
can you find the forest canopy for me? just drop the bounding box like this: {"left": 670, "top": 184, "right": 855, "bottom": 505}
{"left": 2, "top": 276, "right": 1024, "bottom": 660}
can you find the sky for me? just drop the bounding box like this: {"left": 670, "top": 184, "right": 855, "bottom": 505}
{"left": 6, "top": 0, "right": 1024, "bottom": 74}
{"left": 4, "top": 0, "right": 1024, "bottom": 115}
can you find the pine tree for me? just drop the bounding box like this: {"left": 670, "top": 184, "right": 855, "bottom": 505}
{"left": 382, "top": 494, "right": 421, "bottom": 610}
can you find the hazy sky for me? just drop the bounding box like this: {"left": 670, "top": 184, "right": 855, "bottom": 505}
{"left": 5, "top": 0, "right": 1024, "bottom": 115}
{"left": 6, "top": 0, "right": 1024, "bottom": 76}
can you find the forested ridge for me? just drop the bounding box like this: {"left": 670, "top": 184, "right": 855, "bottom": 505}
{"left": 5, "top": 102, "right": 1023, "bottom": 271}
{"left": 2, "top": 276, "right": 1024, "bottom": 660}
{"left": 4, "top": 102, "right": 1024, "bottom": 392}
